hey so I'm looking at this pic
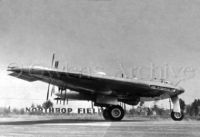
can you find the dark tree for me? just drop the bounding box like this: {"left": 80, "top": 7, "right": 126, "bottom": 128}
{"left": 186, "top": 99, "right": 200, "bottom": 116}
{"left": 192, "top": 99, "right": 200, "bottom": 116}
{"left": 179, "top": 98, "right": 186, "bottom": 111}
{"left": 42, "top": 100, "right": 53, "bottom": 109}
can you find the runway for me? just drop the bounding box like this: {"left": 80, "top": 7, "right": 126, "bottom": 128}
{"left": 0, "top": 118, "right": 199, "bottom": 137}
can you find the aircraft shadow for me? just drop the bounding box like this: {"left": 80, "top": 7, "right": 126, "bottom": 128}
{"left": 0, "top": 119, "right": 147, "bottom": 125}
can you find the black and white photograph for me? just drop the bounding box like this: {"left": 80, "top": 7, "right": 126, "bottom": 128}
{"left": 0, "top": 0, "right": 199, "bottom": 137}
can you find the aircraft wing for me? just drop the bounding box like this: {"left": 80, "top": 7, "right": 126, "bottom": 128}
{"left": 7, "top": 66, "right": 183, "bottom": 99}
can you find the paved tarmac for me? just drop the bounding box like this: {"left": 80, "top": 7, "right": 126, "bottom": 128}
{"left": 0, "top": 118, "right": 199, "bottom": 137}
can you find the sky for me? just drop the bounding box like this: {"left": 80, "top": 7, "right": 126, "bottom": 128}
{"left": 1, "top": 0, "right": 200, "bottom": 108}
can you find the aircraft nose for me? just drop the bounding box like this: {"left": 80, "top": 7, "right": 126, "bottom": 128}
{"left": 7, "top": 67, "right": 21, "bottom": 72}
{"left": 7, "top": 65, "right": 24, "bottom": 73}
{"left": 7, "top": 66, "right": 20, "bottom": 72}
{"left": 7, "top": 64, "right": 20, "bottom": 71}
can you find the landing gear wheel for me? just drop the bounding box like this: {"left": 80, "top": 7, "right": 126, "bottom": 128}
{"left": 171, "top": 111, "right": 184, "bottom": 121}
{"left": 103, "top": 108, "right": 110, "bottom": 120}
{"left": 108, "top": 105, "right": 124, "bottom": 121}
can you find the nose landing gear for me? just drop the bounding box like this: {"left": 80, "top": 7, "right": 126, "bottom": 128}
{"left": 170, "top": 96, "right": 184, "bottom": 121}
{"left": 171, "top": 111, "right": 184, "bottom": 121}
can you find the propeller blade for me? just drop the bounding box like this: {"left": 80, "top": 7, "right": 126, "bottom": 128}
{"left": 64, "top": 90, "right": 67, "bottom": 99}
{"left": 60, "top": 90, "right": 63, "bottom": 104}
{"left": 58, "top": 87, "right": 61, "bottom": 92}
{"left": 91, "top": 101, "right": 94, "bottom": 109}
{"left": 64, "top": 90, "right": 67, "bottom": 105}
{"left": 46, "top": 53, "right": 55, "bottom": 101}
{"left": 50, "top": 59, "right": 59, "bottom": 97}
{"left": 55, "top": 61, "right": 59, "bottom": 69}
{"left": 51, "top": 53, "right": 55, "bottom": 67}
{"left": 46, "top": 83, "right": 50, "bottom": 100}
{"left": 51, "top": 86, "right": 55, "bottom": 96}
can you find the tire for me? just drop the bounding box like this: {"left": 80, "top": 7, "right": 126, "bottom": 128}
{"left": 103, "top": 108, "right": 111, "bottom": 120}
{"left": 108, "top": 105, "right": 124, "bottom": 121}
{"left": 171, "top": 111, "right": 184, "bottom": 121}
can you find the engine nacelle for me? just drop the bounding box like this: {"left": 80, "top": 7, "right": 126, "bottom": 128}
{"left": 56, "top": 91, "right": 94, "bottom": 101}
{"left": 121, "top": 100, "right": 139, "bottom": 106}
{"left": 118, "top": 98, "right": 140, "bottom": 106}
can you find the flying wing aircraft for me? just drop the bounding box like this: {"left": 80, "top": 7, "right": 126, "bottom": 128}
{"left": 7, "top": 64, "right": 185, "bottom": 121}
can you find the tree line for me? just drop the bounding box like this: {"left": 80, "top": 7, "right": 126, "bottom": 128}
{"left": 184, "top": 99, "right": 200, "bottom": 117}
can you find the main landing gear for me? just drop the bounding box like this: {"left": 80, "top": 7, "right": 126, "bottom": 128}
{"left": 102, "top": 105, "right": 124, "bottom": 121}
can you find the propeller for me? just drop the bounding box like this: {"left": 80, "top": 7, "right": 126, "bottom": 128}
{"left": 47, "top": 56, "right": 69, "bottom": 105}
{"left": 50, "top": 60, "right": 59, "bottom": 97}
{"left": 56, "top": 87, "right": 68, "bottom": 105}
{"left": 46, "top": 53, "right": 55, "bottom": 101}
{"left": 55, "top": 86, "right": 67, "bottom": 105}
